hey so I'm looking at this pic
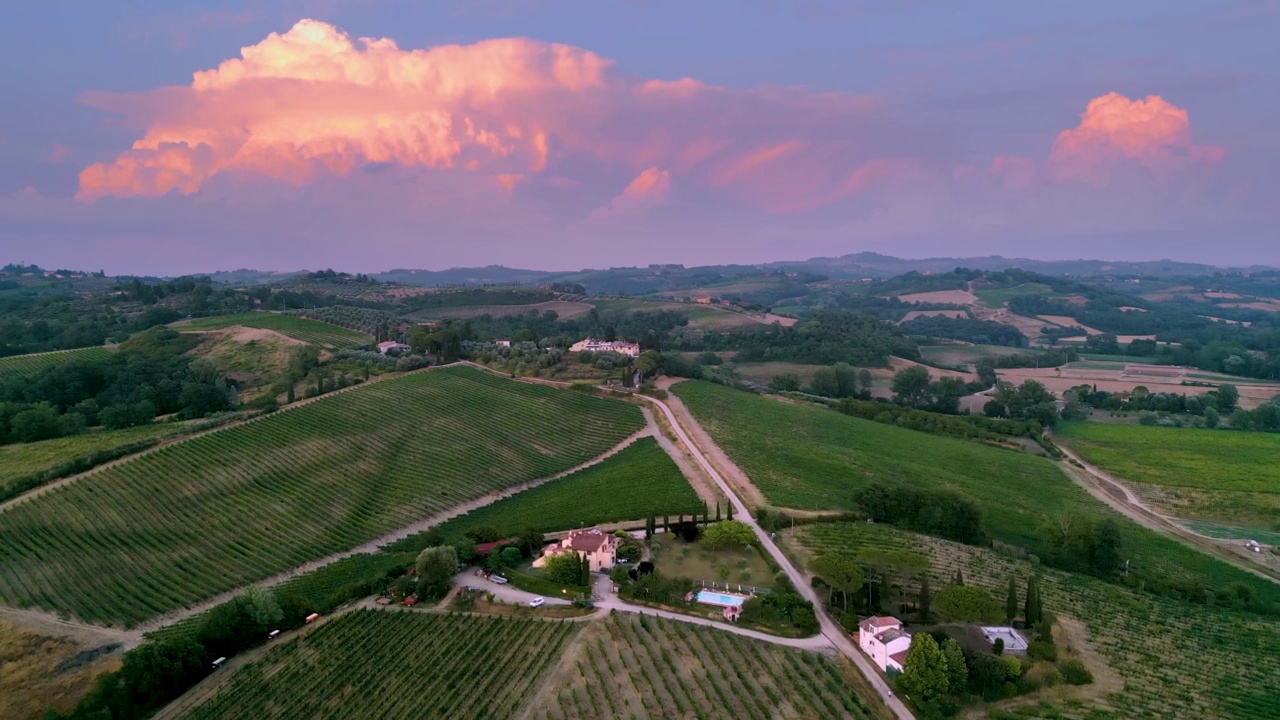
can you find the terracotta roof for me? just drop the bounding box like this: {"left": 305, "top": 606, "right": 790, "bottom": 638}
{"left": 877, "top": 629, "right": 910, "bottom": 644}
{"left": 889, "top": 651, "right": 908, "bottom": 667}
{"left": 474, "top": 538, "right": 518, "bottom": 555}
{"left": 859, "top": 616, "right": 901, "bottom": 631}
{"left": 565, "top": 528, "right": 616, "bottom": 553}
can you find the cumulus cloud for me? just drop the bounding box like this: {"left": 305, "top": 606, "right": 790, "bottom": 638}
{"left": 77, "top": 19, "right": 902, "bottom": 211}
{"left": 589, "top": 167, "right": 671, "bottom": 220}
{"left": 1044, "top": 92, "right": 1224, "bottom": 186}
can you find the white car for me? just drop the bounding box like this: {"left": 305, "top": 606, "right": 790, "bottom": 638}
{"left": 528, "top": 596, "right": 546, "bottom": 608}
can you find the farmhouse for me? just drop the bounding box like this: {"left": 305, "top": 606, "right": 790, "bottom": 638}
{"left": 377, "top": 341, "right": 410, "bottom": 355}
{"left": 858, "top": 616, "right": 912, "bottom": 673}
{"left": 532, "top": 528, "right": 622, "bottom": 572}
{"left": 568, "top": 338, "right": 642, "bottom": 357}
{"left": 495, "top": 338, "right": 512, "bottom": 348}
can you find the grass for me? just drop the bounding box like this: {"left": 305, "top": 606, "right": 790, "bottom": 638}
{"left": 653, "top": 534, "right": 776, "bottom": 590}
{"left": 918, "top": 344, "right": 1039, "bottom": 366}
{"left": 0, "top": 423, "right": 184, "bottom": 496}
{"left": 405, "top": 299, "right": 594, "bottom": 321}
{"left": 0, "top": 366, "right": 644, "bottom": 627}
{"left": 790, "top": 521, "right": 1280, "bottom": 720}
{"left": 1057, "top": 421, "right": 1280, "bottom": 526}
{"left": 0, "top": 347, "right": 113, "bottom": 381}
{"left": 386, "top": 437, "right": 702, "bottom": 552}
{"left": 0, "top": 620, "right": 120, "bottom": 720}
{"left": 975, "top": 283, "right": 1054, "bottom": 308}
{"left": 527, "top": 612, "right": 883, "bottom": 720}
{"left": 673, "top": 381, "right": 1280, "bottom": 606}
{"left": 175, "top": 610, "right": 580, "bottom": 720}
{"left": 588, "top": 298, "right": 760, "bottom": 329}
{"left": 174, "top": 313, "right": 370, "bottom": 348}
{"left": 729, "top": 361, "right": 834, "bottom": 386}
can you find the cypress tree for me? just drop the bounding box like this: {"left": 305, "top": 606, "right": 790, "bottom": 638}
{"left": 286, "top": 386, "right": 295, "bottom": 403}
{"left": 645, "top": 515, "right": 655, "bottom": 540}
{"left": 1006, "top": 577, "right": 1019, "bottom": 623}
{"left": 953, "top": 569, "right": 964, "bottom": 586}
{"left": 715, "top": 503, "right": 722, "bottom": 522}
{"left": 663, "top": 514, "right": 669, "bottom": 533}
{"left": 726, "top": 502, "right": 733, "bottom": 521}
{"left": 1024, "top": 576, "right": 1042, "bottom": 626}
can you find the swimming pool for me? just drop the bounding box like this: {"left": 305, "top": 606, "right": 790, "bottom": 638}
{"left": 695, "top": 590, "right": 748, "bottom": 608}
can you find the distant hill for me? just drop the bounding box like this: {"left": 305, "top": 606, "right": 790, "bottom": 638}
{"left": 374, "top": 266, "right": 558, "bottom": 286}
{"left": 771, "top": 253, "right": 1278, "bottom": 280}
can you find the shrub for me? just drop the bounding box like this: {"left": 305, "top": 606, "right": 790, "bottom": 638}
{"left": 1027, "top": 639, "right": 1058, "bottom": 662}
{"left": 1058, "top": 658, "right": 1094, "bottom": 686}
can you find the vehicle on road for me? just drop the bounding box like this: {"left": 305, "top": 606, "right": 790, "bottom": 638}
{"left": 528, "top": 596, "right": 545, "bottom": 607}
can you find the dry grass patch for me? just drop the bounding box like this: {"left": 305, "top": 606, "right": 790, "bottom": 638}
{"left": 0, "top": 620, "right": 120, "bottom": 720}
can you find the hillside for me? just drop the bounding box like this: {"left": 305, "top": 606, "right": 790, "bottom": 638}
{"left": 0, "top": 366, "right": 644, "bottom": 626}
{"left": 173, "top": 313, "right": 371, "bottom": 349}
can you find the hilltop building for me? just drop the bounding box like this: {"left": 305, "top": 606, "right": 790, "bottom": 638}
{"left": 568, "top": 338, "right": 642, "bottom": 357}
{"left": 532, "top": 528, "right": 622, "bottom": 572}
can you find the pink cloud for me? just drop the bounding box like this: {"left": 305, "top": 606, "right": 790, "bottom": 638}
{"left": 78, "top": 19, "right": 893, "bottom": 214}
{"left": 1044, "top": 92, "right": 1224, "bottom": 187}
{"left": 590, "top": 167, "right": 671, "bottom": 220}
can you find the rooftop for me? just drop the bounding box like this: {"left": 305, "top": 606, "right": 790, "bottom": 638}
{"left": 876, "top": 629, "right": 910, "bottom": 644}
{"left": 859, "top": 615, "right": 901, "bottom": 630}
{"left": 566, "top": 528, "right": 617, "bottom": 552}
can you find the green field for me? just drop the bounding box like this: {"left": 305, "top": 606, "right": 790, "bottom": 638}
{"left": 528, "top": 612, "right": 879, "bottom": 720}
{"left": 0, "top": 423, "right": 185, "bottom": 497}
{"left": 730, "top": 361, "right": 833, "bottom": 387}
{"left": 174, "top": 313, "right": 371, "bottom": 348}
{"left": 0, "top": 346, "right": 113, "bottom": 381}
{"left": 974, "top": 283, "right": 1053, "bottom": 308}
{"left": 918, "top": 344, "right": 1038, "bottom": 366}
{"left": 1057, "top": 421, "right": 1280, "bottom": 525}
{"left": 0, "top": 366, "right": 644, "bottom": 626}
{"left": 792, "top": 522, "right": 1280, "bottom": 720}
{"left": 387, "top": 437, "right": 702, "bottom": 552}
{"left": 176, "top": 610, "right": 579, "bottom": 720}
{"left": 588, "top": 298, "right": 760, "bottom": 329}
{"left": 406, "top": 299, "right": 595, "bottom": 321}
{"left": 673, "top": 382, "right": 1280, "bottom": 601}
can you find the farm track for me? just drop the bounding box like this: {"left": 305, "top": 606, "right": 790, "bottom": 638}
{"left": 642, "top": 378, "right": 913, "bottom": 720}
{"left": 1054, "top": 441, "right": 1280, "bottom": 586}
{"left": 0, "top": 363, "right": 437, "bottom": 514}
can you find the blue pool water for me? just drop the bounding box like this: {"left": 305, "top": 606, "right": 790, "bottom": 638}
{"left": 696, "top": 590, "right": 748, "bottom": 607}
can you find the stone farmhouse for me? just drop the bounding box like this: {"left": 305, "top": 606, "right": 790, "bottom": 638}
{"left": 532, "top": 528, "right": 622, "bottom": 573}
{"left": 568, "top": 338, "right": 642, "bottom": 358}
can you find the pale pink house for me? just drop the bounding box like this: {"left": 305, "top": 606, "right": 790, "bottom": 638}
{"left": 532, "top": 528, "right": 621, "bottom": 573}
{"left": 858, "top": 616, "right": 911, "bottom": 673}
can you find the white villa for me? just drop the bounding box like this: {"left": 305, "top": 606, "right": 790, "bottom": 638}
{"left": 376, "top": 341, "right": 410, "bottom": 355}
{"left": 532, "top": 528, "right": 622, "bottom": 573}
{"left": 859, "top": 616, "right": 912, "bottom": 673}
{"left": 568, "top": 338, "right": 642, "bottom": 357}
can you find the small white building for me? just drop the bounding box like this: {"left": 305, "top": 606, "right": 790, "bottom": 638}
{"left": 495, "top": 338, "right": 512, "bottom": 348}
{"left": 377, "top": 341, "right": 410, "bottom": 355}
{"left": 859, "top": 616, "right": 912, "bottom": 673}
{"left": 569, "top": 338, "right": 642, "bottom": 357}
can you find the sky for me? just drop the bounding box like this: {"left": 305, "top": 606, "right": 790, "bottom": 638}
{"left": 1, "top": 0, "right": 1278, "bottom": 275}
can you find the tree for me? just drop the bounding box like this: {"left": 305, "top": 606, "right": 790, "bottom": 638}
{"left": 580, "top": 553, "right": 591, "bottom": 585}
{"left": 645, "top": 515, "right": 655, "bottom": 540}
{"left": 701, "top": 521, "right": 756, "bottom": 550}
{"left": 892, "top": 366, "right": 932, "bottom": 408}
{"left": 415, "top": 545, "right": 459, "bottom": 598}
{"left": 899, "top": 634, "right": 949, "bottom": 703}
{"left": 1217, "top": 384, "right": 1240, "bottom": 413}
{"left": 857, "top": 369, "right": 874, "bottom": 397}
{"left": 1006, "top": 577, "right": 1018, "bottom": 623}
{"left": 1089, "top": 519, "right": 1123, "bottom": 578}
{"left": 542, "top": 552, "right": 583, "bottom": 586}
{"left": 953, "top": 568, "right": 964, "bottom": 586}
{"left": 725, "top": 502, "right": 733, "bottom": 521}
{"left": 942, "top": 638, "right": 967, "bottom": 694}
{"left": 810, "top": 367, "right": 840, "bottom": 398}
{"left": 808, "top": 554, "right": 865, "bottom": 612}
{"left": 242, "top": 585, "right": 282, "bottom": 633}
{"left": 1024, "top": 576, "right": 1042, "bottom": 627}
{"left": 769, "top": 373, "right": 802, "bottom": 392}
{"left": 286, "top": 386, "right": 295, "bottom": 403}
{"left": 933, "top": 585, "right": 1003, "bottom": 623}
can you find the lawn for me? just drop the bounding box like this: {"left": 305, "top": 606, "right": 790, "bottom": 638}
{"left": 790, "top": 521, "right": 1280, "bottom": 720}
{"left": 386, "top": 437, "right": 702, "bottom": 552}
{"left": 653, "top": 533, "right": 776, "bottom": 590}
{"left": 1057, "top": 421, "right": 1280, "bottom": 525}
{"left": 672, "top": 381, "right": 1280, "bottom": 603}
{"left": 174, "top": 312, "right": 370, "bottom": 348}
{"left": 175, "top": 610, "right": 580, "bottom": 720}
{"left": 0, "top": 346, "right": 114, "bottom": 382}
{"left": 974, "top": 283, "right": 1053, "bottom": 308}
{"left": 0, "top": 366, "right": 644, "bottom": 626}
{"left": 0, "top": 423, "right": 184, "bottom": 498}
{"left": 526, "top": 612, "right": 882, "bottom": 720}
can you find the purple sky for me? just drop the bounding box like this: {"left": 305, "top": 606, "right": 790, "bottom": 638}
{"left": 2, "top": 0, "right": 1277, "bottom": 275}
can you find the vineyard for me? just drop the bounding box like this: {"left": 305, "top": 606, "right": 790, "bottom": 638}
{"left": 0, "top": 346, "right": 113, "bottom": 381}
{"left": 386, "top": 437, "right": 703, "bottom": 552}
{"left": 175, "top": 610, "right": 580, "bottom": 720}
{"left": 0, "top": 366, "right": 645, "bottom": 626}
{"left": 673, "top": 381, "right": 1280, "bottom": 611}
{"left": 175, "top": 313, "right": 371, "bottom": 348}
{"left": 0, "top": 422, "right": 179, "bottom": 496}
{"left": 791, "top": 522, "right": 1280, "bottom": 720}
{"left": 527, "top": 613, "right": 879, "bottom": 720}
{"left": 284, "top": 306, "right": 400, "bottom": 336}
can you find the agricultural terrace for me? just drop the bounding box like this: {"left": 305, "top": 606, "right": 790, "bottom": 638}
{"left": 0, "top": 422, "right": 181, "bottom": 496}
{"left": 386, "top": 437, "right": 702, "bottom": 552}
{"left": 0, "top": 346, "right": 113, "bottom": 381}
{"left": 0, "top": 366, "right": 644, "bottom": 626}
{"left": 673, "top": 381, "right": 1280, "bottom": 600}
{"left": 974, "top": 283, "right": 1054, "bottom": 308}
{"left": 174, "top": 312, "right": 370, "bottom": 349}
{"left": 175, "top": 610, "right": 579, "bottom": 720}
{"left": 1057, "top": 422, "right": 1280, "bottom": 526}
{"left": 529, "top": 613, "right": 879, "bottom": 720}
{"left": 791, "top": 522, "right": 1280, "bottom": 720}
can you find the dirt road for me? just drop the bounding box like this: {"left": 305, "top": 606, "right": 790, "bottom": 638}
{"left": 633, "top": 386, "right": 915, "bottom": 720}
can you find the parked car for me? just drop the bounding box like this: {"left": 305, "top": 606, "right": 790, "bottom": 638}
{"left": 528, "top": 597, "right": 546, "bottom": 608}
